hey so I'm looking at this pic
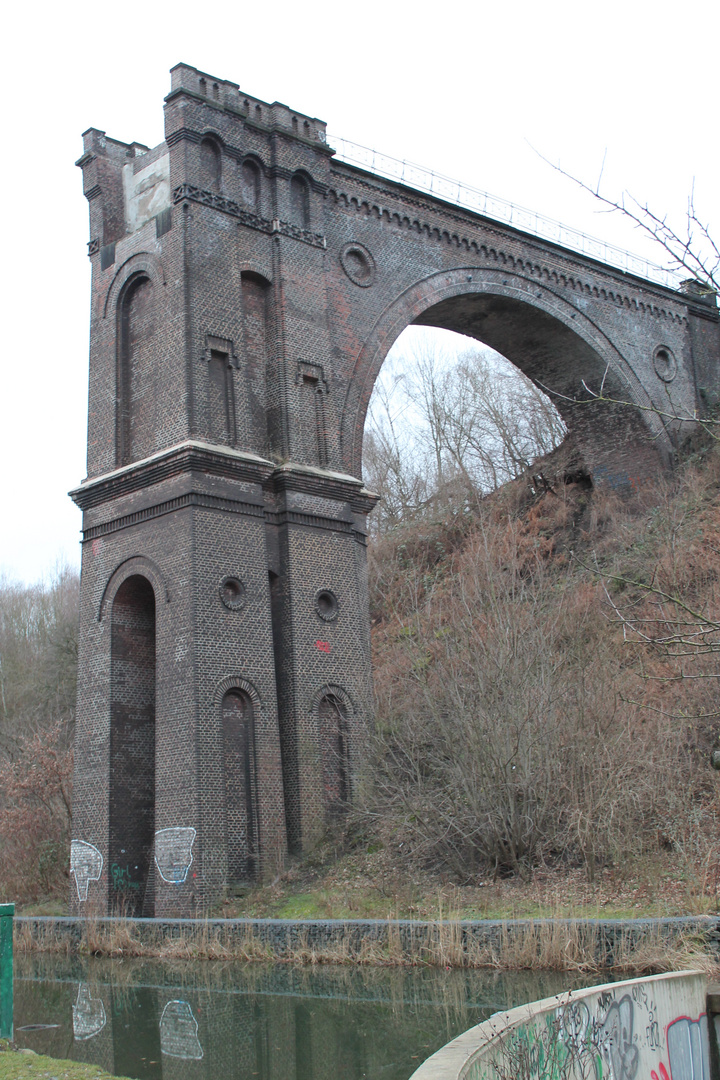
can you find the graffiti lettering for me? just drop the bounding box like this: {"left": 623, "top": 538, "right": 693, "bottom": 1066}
{"left": 110, "top": 863, "right": 141, "bottom": 891}
{"left": 597, "top": 995, "right": 639, "bottom": 1080}
{"left": 666, "top": 1015, "right": 709, "bottom": 1080}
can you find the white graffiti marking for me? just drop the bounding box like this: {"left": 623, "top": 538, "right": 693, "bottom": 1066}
{"left": 72, "top": 983, "right": 107, "bottom": 1041}
{"left": 70, "top": 840, "right": 103, "bottom": 902}
{"left": 159, "top": 1000, "right": 204, "bottom": 1060}
{"left": 154, "top": 827, "right": 196, "bottom": 884}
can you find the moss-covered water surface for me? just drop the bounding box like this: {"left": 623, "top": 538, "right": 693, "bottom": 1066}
{"left": 11, "top": 954, "right": 611, "bottom": 1080}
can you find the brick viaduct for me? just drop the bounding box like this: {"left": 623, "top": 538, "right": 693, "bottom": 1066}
{"left": 70, "top": 63, "right": 720, "bottom": 914}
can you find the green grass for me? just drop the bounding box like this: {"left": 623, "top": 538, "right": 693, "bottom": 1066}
{"left": 17, "top": 843, "right": 720, "bottom": 925}
{"left": 0, "top": 1046, "right": 130, "bottom": 1080}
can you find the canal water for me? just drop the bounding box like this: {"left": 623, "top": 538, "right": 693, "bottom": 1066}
{"left": 13, "top": 954, "right": 607, "bottom": 1080}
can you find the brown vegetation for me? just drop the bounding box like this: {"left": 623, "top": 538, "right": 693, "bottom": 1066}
{"left": 363, "top": 440, "right": 720, "bottom": 888}
{"left": 5, "top": 440, "right": 720, "bottom": 920}
{"left": 0, "top": 569, "right": 77, "bottom": 904}
{"left": 14, "top": 912, "right": 717, "bottom": 976}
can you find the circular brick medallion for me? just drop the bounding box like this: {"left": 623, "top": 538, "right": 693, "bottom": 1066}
{"left": 219, "top": 576, "right": 246, "bottom": 610}
{"left": 340, "top": 242, "right": 376, "bottom": 287}
{"left": 653, "top": 345, "right": 677, "bottom": 383}
{"left": 315, "top": 589, "right": 339, "bottom": 621}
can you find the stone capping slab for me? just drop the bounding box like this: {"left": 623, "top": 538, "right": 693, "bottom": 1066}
{"left": 409, "top": 969, "right": 707, "bottom": 1080}
{"left": 70, "top": 443, "right": 381, "bottom": 514}
{"left": 268, "top": 462, "right": 379, "bottom": 511}
{"left": 70, "top": 441, "right": 276, "bottom": 510}
{"left": 15, "top": 914, "right": 720, "bottom": 950}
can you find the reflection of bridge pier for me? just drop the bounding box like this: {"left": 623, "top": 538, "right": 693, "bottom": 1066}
{"left": 66, "top": 977, "right": 459, "bottom": 1080}
{"left": 111, "top": 985, "right": 163, "bottom": 1080}
{"left": 71, "top": 984, "right": 114, "bottom": 1077}
{"left": 18, "top": 956, "right": 570, "bottom": 1080}
{"left": 202, "top": 992, "right": 296, "bottom": 1080}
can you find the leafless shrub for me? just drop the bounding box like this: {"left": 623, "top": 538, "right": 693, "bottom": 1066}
{"left": 0, "top": 565, "right": 79, "bottom": 760}
{"left": 365, "top": 472, "right": 720, "bottom": 883}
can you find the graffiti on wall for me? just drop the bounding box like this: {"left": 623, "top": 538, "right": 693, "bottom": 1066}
{"left": 661, "top": 1015, "right": 709, "bottom": 1080}
{"left": 72, "top": 984, "right": 107, "bottom": 1040}
{"left": 110, "top": 862, "right": 141, "bottom": 893}
{"left": 159, "top": 1000, "right": 204, "bottom": 1060}
{"left": 486, "top": 987, "right": 710, "bottom": 1080}
{"left": 70, "top": 840, "right": 103, "bottom": 902}
{"left": 154, "top": 827, "right": 196, "bottom": 884}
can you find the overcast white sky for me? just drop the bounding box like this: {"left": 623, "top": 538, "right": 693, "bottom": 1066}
{"left": 1, "top": 0, "right": 717, "bottom": 584}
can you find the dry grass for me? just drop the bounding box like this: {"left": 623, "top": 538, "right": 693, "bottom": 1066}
{"left": 14, "top": 914, "right": 719, "bottom": 977}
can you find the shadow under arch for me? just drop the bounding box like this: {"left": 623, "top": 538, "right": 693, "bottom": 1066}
{"left": 342, "top": 267, "right": 670, "bottom": 486}
{"left": 99, "top": 555, "right": 170, "bottom": 622}
{"left": 109, "top": 571, "right": 156, "bottom": 916}
{"left": 311, "top": 684, "right": 354, "bottom": 821}
{"left": 214, "top": 676, "right": 261, "bottom": 883}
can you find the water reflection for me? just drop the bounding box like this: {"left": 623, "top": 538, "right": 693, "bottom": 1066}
{"left": 73, "top": 984, "right": 107, "bottom": 1040}
{"left": 159, "top": 1001, "right": 204, "bottom": 1061}
{"left": 14, "top": 953, "right": 606, "bottom": 1080}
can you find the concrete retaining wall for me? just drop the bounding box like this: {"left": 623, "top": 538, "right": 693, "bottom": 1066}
{"left": 410, "top": 970, "right": 712, "bottom": 1080}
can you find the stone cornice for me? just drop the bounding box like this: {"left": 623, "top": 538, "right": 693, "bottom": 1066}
{"left": 71, "top": 444, "right": 380, "bottom": 515}
{"left": 82, "top": 492, "right": 371, "bottom": 543}
{"left": 172, "top": 184, "right": 326, "bottom": 248}
{"left": 70, "top": 441, "right": 275, "bottom": 510}
{"left": 328, "top": 165, "right": 703, "bottom": 326}
{"left": 267, "top": 462, "right": 379, "bottom": 512}
{"left": 82, "top": 491, "right": 265, "bottom": 541}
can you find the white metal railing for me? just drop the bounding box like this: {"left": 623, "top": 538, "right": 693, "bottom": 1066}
{"left": 328, "top": 135, "right": 683, "bottom": 290}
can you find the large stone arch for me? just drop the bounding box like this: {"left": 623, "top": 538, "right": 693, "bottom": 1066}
{"left": 342, "top": 266, "right": 671, "bottom": 486}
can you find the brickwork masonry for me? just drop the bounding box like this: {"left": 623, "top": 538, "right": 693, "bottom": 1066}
{"left": 71, "top": 62, "right": 720, "bottom": 917}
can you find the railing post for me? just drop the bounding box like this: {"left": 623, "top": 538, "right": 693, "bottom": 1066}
{"left": 0, "top": 902, "right": 13, "bottom": 1040}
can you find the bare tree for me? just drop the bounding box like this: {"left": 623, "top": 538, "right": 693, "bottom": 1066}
{"left": 0, "top": 565, "right": 79, "bottom": 759}
{"left": 364, "top": 328, "right": 567, "bottom": 532}
{"left": 527, "top": 163, "right": 720, "bottom": 688}
{"left": 541, "top": 153, "right": 719, "bottom": 294}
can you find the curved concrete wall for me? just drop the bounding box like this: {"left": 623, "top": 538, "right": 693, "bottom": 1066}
{"left": 410, "top": 970, "right": 710, "bottom": 1080}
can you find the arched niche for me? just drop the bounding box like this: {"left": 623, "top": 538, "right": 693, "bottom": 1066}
{"left": 117, "top": 272, "right": 156, "bottom": 466}
{"left": 240, "top": 157, "right": 262, "bottom": 214}
{"left": 290, "top": 173, "right": 311, "bottom": 229}
{"left": 218, "top": 680, "right": 260, "bottom": 884}
{"left": 199, "top": 136, "right": 222, "bottom": 192}
{"left": 313, "top": 686, "right": 353, "bottom": 821}
{"left": 109, "top": 574, "right": 156, "bottom": 916}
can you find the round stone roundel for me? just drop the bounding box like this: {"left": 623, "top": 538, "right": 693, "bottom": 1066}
{"left": 315, "top": 589, "right": 339, "bottom": 621}
{"left": 340, "top": 242, "right": 376, "bottom": 287}
{"left": 219, "top": 575, "right": 246, "bottom": 610}
{"left": 653, "top": 345, "right": 677, "bottom": 383}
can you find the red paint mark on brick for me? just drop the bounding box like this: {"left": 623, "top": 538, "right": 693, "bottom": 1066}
{"left": 316, "top": 640, "right": 331, "bottom": 653}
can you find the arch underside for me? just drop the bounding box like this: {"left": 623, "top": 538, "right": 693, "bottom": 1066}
{"left": 347, "top": 279, "right": 669, "bottom": 489}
